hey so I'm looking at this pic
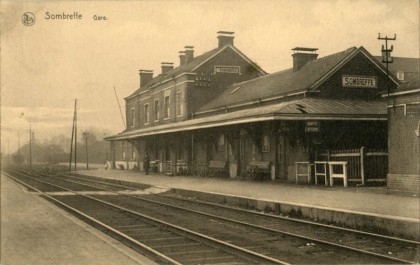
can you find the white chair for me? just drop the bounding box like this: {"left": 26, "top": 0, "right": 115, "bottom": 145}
{"left": 328, "top": 161, "right": 348, "bottom": 187}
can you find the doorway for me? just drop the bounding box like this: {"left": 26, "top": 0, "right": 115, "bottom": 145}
{"left": 277, "top": 134, "right": 287, "bottom": 179}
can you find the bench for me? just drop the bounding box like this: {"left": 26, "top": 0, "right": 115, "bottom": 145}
{"left": 149, "top": 160, "right": 159, "bottom": 173}
{"left": 246, "top": 161, "right": 271, "bottom": 181}
{"left": 173, "top": 161, "right": 188, "bottom": 176}
{"left": 208, "top": 160, "right": 228, "bottom": 177}
{"left": 189, "top": 163, "right": 210, "bottom": 177}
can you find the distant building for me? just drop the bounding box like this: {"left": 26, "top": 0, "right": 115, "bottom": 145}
{"left": 374, "top": 56, "right": 419, "bottom": 83}
{"left": 107, "top": 32, "right": 399, "bottom": 186}
{"left": 384, "top": 76, "right": 420, "bottom": 193}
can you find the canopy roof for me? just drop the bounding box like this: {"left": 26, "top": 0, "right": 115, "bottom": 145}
{"left": 105, "top": 97, "right": 386, "bottom": 141}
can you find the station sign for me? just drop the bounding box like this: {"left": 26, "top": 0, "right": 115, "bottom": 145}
{"left": 342, "top": 75, "right": 377, "bottom": 89}
{"left": 214, "top": 65, "right": 241, "bottom": 75}
{"left": 305, "top": 121, "right": 320, "bottom": 133}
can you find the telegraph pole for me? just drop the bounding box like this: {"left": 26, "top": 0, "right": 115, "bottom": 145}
{"left": 74, "top": 100, "right": 77, "bottom": 171}
{"left": 378, "top": 33, "right": 396, "bottom": 97}
{"left": 69, "top": 99, "right": 77, "bottom": 171}
{"left": 114, "top": 86, "right": 126, "bottom": 128}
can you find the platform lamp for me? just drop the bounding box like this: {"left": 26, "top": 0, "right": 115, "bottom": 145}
{"left": 82, "top": 131, "right": 89, "bottom": 170}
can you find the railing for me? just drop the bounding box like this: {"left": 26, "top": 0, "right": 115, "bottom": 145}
{"left": 164, "top": 161, "right": 210, "bottom": 177}
{"left": 318, "top": 147, "right": 387, "bottom": 186}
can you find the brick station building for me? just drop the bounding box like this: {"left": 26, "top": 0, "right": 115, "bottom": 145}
{"left": 106, "top": 32, "right": 400, "bottom": 185}
{"left": 384, "top": 76, "right": 420, "bottom": 193}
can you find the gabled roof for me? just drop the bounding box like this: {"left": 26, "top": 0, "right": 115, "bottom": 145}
{"left": 197, "top": 46, "right": 400, "bottom": 113}
{"left": 126, "top": 45, "right": 266, "bottom": 99}
{"left": 197, "top": 47, "right": 357, "bottom": 112}
{"left": 105, "top": 97, "right": 386, "bottom": 141}
{"left": 398, "top": 75, "right": 420, "bottom": 90}
{"left": 385, "top": 76, "right": 420, "bottom": 96}
{"left": 374, "top": 56, "right": 420, "bottom": 73}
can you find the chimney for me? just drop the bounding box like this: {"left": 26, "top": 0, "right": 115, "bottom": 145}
{"left": 161, "top": 62, "right": 174, "bottom": 74}
{"left": 179, "top": 51, "right": 186, "bottom": 66}
{"left": 217, "top": 31, "right": 234, "bottom": 48}
{"left": 184, "top": 46, "right": 194, "bottom": 64}
{"left": 139, "top": 70, "right": 153, "bottom": 88}
{"left": 292, "top": 47, "right": 318, "bottom": 72}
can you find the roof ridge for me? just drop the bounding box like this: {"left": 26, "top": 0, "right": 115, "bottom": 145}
{"left": 226, "top": 47, "right": 357, "bottom": 89}
{"left": 228, "top": 68, "right": 292, "bottom": 87}
{"left": 305, "top": 46, "right": 357, "bottom": 66}
{"left": 145, "top": 47, "right": 220, "bottom": 87}
{"left": 374, "top": 55, "right": 420, "bottom": 60}
{"left": 127, "top": 47, "right": 223, "bottom": 98}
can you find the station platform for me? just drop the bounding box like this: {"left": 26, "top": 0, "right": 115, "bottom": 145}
{"left": 77, "top": 168, "right": 420, "bottom": 239}
{"left": 1, "top": 174, "right": 158, "bottom": 265}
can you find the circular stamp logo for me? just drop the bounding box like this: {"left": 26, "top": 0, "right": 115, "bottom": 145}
{"left": 22, "top": 12, "right": 36, "bottom": 26}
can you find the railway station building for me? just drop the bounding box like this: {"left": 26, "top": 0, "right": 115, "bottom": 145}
{"left": 106, "top": 32, "right": 400, "bottom": 186}
{"left": 384, "top": 76, "right": 420, "bottom": 193}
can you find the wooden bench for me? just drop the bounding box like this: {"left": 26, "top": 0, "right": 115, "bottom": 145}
{"left": 247, "top": 161, "right": 271, "bottom": 181}
{"left": 208, "top": 160, "right": 228, "bottom": 177}
{"left": 149, "top": 160, "right": 159, "bottom": 173}
{"left": 173, "top": 161, "right": 188, "bottom": 176}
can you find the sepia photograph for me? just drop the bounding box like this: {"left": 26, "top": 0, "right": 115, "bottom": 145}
{"left": 1, "top": 0, "right": 419, "bottom": 264}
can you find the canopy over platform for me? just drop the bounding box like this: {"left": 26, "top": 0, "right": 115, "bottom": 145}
{"left": 105, "top": 97, "right": 386, "bottom": 141}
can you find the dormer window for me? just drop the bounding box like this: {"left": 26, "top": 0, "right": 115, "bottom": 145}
{"left": 397, "top": 71, "right": 405, "bottom": 81}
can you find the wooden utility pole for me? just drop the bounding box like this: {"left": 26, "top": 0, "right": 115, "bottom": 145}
{"left": 114, "top": 86, "right": 126, "bottom": 128}
{"left": 69, "top": 99, "right": 77, "bottom": 171}
{"left": 378, "top": 33, "right": 396, "bottom": 97}
{"left": 74, "top": 99, "right": 77, "bottom": 171}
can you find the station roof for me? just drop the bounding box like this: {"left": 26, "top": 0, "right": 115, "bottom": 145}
{"left": 384, "top": 75, "right": 420, "bottom": 97}
{"left": 105, "top": 97, "right": 386, "bottom": 141}
{"left": 374, "top": 56, "right": 420, "bottom": 73}
{"left": 126, "top": 45, "right": 266, "bottom": 99}
{"left": 196, "top": 46, "right": 399, "bottom": 114}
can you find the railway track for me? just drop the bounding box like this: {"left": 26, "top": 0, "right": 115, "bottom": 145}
{"left": 3, "top": 167, "right": 420, "bottom": 264}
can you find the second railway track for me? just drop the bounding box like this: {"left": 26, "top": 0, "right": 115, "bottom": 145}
{"left": 3, "top": 167, "right": 420, "bottom": 264}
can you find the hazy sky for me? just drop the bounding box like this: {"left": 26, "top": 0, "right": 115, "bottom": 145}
{"left": 1, "top": 0, "right": 419, "bottom": 153}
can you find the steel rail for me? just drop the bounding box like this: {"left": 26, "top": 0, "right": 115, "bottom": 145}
{"left": 3, "top": 171, "right": 181, "bottom": 265}
{"left": 51, "top": 170, "right": 420, "bottom": 264}
{"left": 25, "top": 169, "right": 417, "bottom": 264}
{"left": 59, "top": 171, "right": 420, "bottom": 246}
{"left": 113, "top": 190, "right": 418, "bottom": 264}
{"left": 4, "top": 170, "right": 290, "bottom": 265}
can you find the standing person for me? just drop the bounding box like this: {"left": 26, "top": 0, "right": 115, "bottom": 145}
{"left": 143, "top": 152, "right": 150, "bottom": 175}
{"left": 104, "top": 161, "right": 108, "bottom": 170}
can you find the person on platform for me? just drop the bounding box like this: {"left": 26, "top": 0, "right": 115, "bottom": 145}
{"left": 143, "top": 152, "right": 150, "bottom": 175}
{"left": 104, "top": 161, "right": 108, "bottom": 170}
